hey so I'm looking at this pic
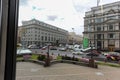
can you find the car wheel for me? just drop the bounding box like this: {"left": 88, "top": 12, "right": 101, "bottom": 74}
{"left": 107, "top": 58, "right": 112, "bottom": 61}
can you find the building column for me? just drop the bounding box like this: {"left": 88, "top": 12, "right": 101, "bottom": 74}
{"left": 115, "top": 40, "right": 119, "bottom": 50}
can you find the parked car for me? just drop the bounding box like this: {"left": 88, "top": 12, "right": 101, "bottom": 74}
{"left": 106, "top": 52, "right": 120, "bottom": 61}
{"left": 50, "top": 46, "right": 57, "bottom": 50}
{"left": 28, "top": 45, "right": 39, "bottom": 49}
{"left": 59, "top": 47, "right": 67, "bottom": 51}
{"left": 41, "top": 46, "right": 47, "bottom": 50}
{"left": 86, "top": 52, "right": 99, "bottom": 56}
{"left": 72, "top": 50, "right": 84, "bottom": 55}
{"left": 82, "top": 52, "right": 106, "bottom": 61}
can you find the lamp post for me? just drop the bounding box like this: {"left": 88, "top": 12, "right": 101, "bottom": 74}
{"left": 89, "top": 41, "right": 94, "bottom": 59}
{"left": 72, "top": 28, "right": 75, "bottom": 46}
{"left": 89, "top": 41, "right": 95, "bottom": 67}
{"left": 44, "top": 44, "right": 50, "bottom": 67}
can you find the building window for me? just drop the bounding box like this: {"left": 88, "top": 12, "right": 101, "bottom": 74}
{"left": 109, "top": 24, "right": 113, "bottom": 30}
{"left": 48, "top": 37, "right": 50, "bottom": 41}
{"left": 51, "top": 37, "right": 53, "bottom": 41}
{"left": 109, "top": 34, "right": 114, "bottom": 39}
{"left": 88, "top": 25, "right": 91, "bottom": 31}
{"left": 95, "top": 18, "right": 103, "bottom": 23}
{"left": 97, "top": 34, "right": 101, "bottom": 39}
{"left": 108, "top": 40, "right": 114, "bottom": 45}
{"left": 45, "top": 36, "right": 47, "bottom": 41}
{"left": 97, "top": 26, "right": 101, "bottom": 31}
{"left": 41, "top": 36, "right": 44, "bottom": 41}
{"left": 107, "top": 16, "right": 116, "bottom": 20}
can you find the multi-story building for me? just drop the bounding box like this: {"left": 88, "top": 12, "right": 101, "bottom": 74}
{"left": 19, "top": 19, "right": 68, "bottom": 47}
{"left": 68, "top": 32, "right": 83, "bottom": 44}
{"left": 83, "top": 1, "right": 120, "bottom": 51}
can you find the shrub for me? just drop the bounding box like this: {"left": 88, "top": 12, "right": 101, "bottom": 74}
{"left": 61, "top": 55, "right": 72, "bottom": 60}
{"left": 37, "top": 55, "right": 46, "bottom": 61}
{"left": 31, "top": 54, "right": 38, "bottom": 60}
{"left": 57, "top": 56, "right": 62, "bottom": 60}
{"left": 61, "top": 55, "right": 79, "bottom": 61}
{"left": 74, "top": 58, "right": 79, "bottom": 61}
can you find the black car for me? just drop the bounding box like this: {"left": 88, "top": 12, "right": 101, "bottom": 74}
{"left": 50, "top": 46, "right": 57, "bottom": 50}
{"left": 86, "top": 52, "right": 99, "bottom": 56}
{"left": 82, "top": 52, "right": 106, "bottom": 61}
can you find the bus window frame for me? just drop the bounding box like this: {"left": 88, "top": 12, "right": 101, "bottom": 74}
{"left": 0, "top": 0, "right": 19, "bottom": 80}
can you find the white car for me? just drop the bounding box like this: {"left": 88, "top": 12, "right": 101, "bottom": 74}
{"left": 28, "top": 44, "right": 39, "bottom": 49}
{"left": 59, "top": 47, "right": 67, "bottom": 51}
{"left": 72, "top": 50, "right": 84, "bottom": 55}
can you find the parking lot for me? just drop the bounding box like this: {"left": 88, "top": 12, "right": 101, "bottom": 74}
{"left": 16, "top": 62, "right": 120, "bottom": 80}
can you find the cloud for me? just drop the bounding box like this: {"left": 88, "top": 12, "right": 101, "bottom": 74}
{"left": 47, "top": 15, "right": 58, "bottom": 21}
{"left": 19, "top": 0, "right": 118, "bottom": 35}
{"left": 72, "top": 0, "right": 95, "bottom": 12}
{"left": 73, "top": 5, "right": 89, "bottom": 12}
{"left": 32, "top": 6, "right": 37, "bottom": 10}
{"left": 19, "top": 0, "right": 29, "bottom": 6}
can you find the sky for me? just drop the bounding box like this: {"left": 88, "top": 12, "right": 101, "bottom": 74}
{"left": 19, "top": 0, "right": 119, "bottom": 35}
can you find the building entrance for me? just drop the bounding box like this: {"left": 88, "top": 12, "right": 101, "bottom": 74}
{"left": 108, "top": 45, "right": 115, "bottom": 52}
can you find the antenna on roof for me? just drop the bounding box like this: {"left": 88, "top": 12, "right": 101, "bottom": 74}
{"left": 97, "top": 0, "right": 100, "bottom": 6}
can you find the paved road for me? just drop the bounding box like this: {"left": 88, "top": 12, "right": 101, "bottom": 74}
{"left": 30, "top": 49, "right": 77, "bottom": 57}
{"left": 16, "top": 62, "right": 120, "bottom": 80}
{"left": 30, "top": 49, "right": 106, "bottom": 60}
{"left": 30, "top": 49, "right": 119, "bottom": 63}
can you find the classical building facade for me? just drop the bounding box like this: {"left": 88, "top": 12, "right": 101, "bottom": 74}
{"left": 83, "top": 1, "right": 120, "bottom": 51}
{"left": 68, "top": 32, "right": 83, "bottom": 45}
{"left": 19, "top": 19, "right": 68, "bottom": 47}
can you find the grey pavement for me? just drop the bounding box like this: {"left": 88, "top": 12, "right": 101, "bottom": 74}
{"left": 16, "top": 62, "right": 120, "bottom": 80}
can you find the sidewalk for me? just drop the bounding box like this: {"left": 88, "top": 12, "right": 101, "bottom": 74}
{"left": 16, "top": 62, "right": 120, "bottom": 80}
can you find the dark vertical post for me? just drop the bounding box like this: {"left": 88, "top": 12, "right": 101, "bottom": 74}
{"left": 5, "top": 0, "right": 19, "bottom": 80}
{"left": 90, "top": 41, "right": 93, "bottom": 59}
{"left": 44, "top": 45, "right": 50, "bottom": 67}
{"left": 0, "top": 0, "right": 19, "bottom": 80}
{"left": 89, "top": 41, "right": 95, "bottom": 68}
{"left": 0, "top": 0, "right": 8, "bottom": 80}
{"left": 47, "top": 45, "right": 50, "bottom": 58}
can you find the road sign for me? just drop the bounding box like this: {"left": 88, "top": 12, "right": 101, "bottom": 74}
{"left": 83, "top": 37, "right": 89, "bottom": 49}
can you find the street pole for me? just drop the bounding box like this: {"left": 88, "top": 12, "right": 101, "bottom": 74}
{"left": 44, "top": 45, "right": 50, "bottom": 67}
{"left": 72, "top": 28, "right": 74, "bottom": 45}
{"left": 47, "top": 45, "right": 50, "bottom": 58}
{"left": 89, "top": 41, "right": 95, "bottom": 68}
{"left": 90, "top": 41, "right": 93, "bottom": 59}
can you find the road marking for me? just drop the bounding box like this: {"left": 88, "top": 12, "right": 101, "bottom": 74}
{"left": 95, "top": 72, "right": 104, "bottom": 76}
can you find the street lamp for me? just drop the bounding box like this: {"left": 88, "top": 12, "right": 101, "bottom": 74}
{"left": 89, "top": 41, "right": 95, "bottom": 67}
{"left": 89, "top": 41, "right": 94, "bottom": 59}
{"left": 44, "top": 44, "right": 50, "bottom": 67}
{"left": 72, "top": 28, "right": 74, "bottom": 44}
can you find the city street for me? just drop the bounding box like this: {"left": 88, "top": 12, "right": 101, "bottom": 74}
{"left": 30, "top": 49, "right": 76, "bottom": 57}
{"left": 30, "top": 49, "right": 106, "bottom": 61}
{"left": 16, "top": 62, "right": 120, "bottom": 80}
